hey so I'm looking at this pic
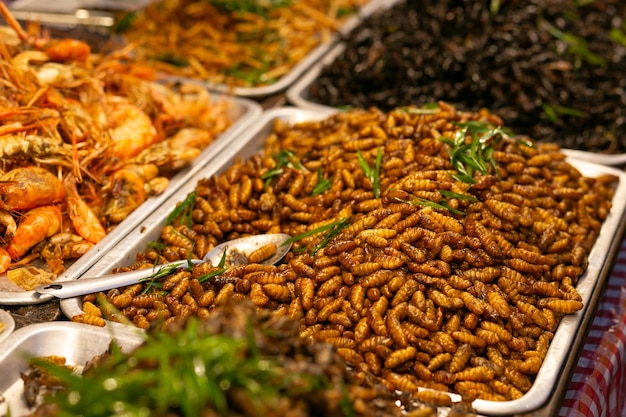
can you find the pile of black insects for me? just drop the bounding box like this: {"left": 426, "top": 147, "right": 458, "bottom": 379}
{"left": 306, "top": 0, "right": 626, "bottom": 154}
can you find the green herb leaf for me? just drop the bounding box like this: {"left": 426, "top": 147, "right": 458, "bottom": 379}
{"left": 113, "top": 12, "right": 136, "bottom": 33}
{"left": 402, "top": 197, "right": 466, "bottom": 215}
{"left": 166, "top": 191, "right": 196, "bottom": 227}
{"left": 400, "top": 103, "right": 440, "bottom": 114}
{"left": 139, "top": 263, "right": 183, "bottom": 294}
{"left": 443, "top": 121, "right": 515, "bottom": 184}
{"left": 357, "top": 147, "right": 382, "bottom": 198}
{"left": 197, "top": 267, "right": 227, "bottom": 284}
{"left": 262, "top": 150, "right": 305, "bottom": 189}
{"left": 490, "top": 0, "right": 501, "bottom": 14}
{"left": 544, "top": 23, "right": 607, "bottom": 67}
{"left": 153, "top": 53, "right": 190, "bottom": 68}
{"left": 285, "top": 217, "right": 351, "bottom": 254}
{"left": 209, "top": 0, "right": 293, "bottom": 16}
{"left": 311, "top": 168, "right": 331, "bottom": 196}
{"left": 439, "top": 189, "right": 478, "bottom": 202}
{"left": 610, "top": 27, "right": 626, "bottom": 47}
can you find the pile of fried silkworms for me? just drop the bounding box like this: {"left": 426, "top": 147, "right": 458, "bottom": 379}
{"left": 76, "top": 103, "right": 618, "bottom": 404}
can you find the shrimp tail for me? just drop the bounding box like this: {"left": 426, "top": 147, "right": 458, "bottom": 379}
{"left": 7, "top": 205, "right": 62, "bottom": 260}
{"left": 64, "top": 175, "right": 106, "bottom": 244}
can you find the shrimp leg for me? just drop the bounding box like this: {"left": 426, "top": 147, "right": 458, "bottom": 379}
{"left": 0, "top": 208, "right": 16, "bottom": 239}
{"left": 7, "top": 205, "right": 62, "bottom": 260}
{"left": 64, "top": 175, "right": 106, "bottom": 244}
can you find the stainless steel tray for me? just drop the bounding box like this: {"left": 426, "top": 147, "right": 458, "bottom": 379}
{"left": 0, "top": 321, "right": 145, "bottom": 417}
{"left": 560, "top": 148, "right": 626, "bottom": 167}
{"left": 0, "top": 95, "right": 262, "bottom": 306}
{"left": 286, "top": 41, "right": 352, "bottom": 113}
{"left": 62, "top": 107, "right": 626, "bottom": 416}
{"left": 198, "top": 0, "right": 386, "bottom": 99}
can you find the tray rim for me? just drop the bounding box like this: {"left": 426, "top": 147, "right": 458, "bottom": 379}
{"left": 62, "top": 106, "right": 626, "bottom": 416}
{"left": 0, "top": 95, "right": 262, "bottom": 306}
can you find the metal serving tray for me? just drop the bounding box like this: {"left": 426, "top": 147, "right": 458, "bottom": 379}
{"left": 0, "top": 321, "right": 145, "bottom": 417}
{"left": 199, "top": 0, "right": 387, "bottom": 99}
{"left": 62, "top": 107, "right": 626, "bottom": 416}
{"left": 287, "top": 40, "right": 626, "bottom": 168}
{"left": 286, "top": 40, "right": 353, "bottom": 113}
{"left": 0, "top": 95, "right": 262, "bottom": 306}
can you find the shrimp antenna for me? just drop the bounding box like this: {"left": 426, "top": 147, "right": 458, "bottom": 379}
{"left": 0, "top": 3, "right": 28, "bottom": 42}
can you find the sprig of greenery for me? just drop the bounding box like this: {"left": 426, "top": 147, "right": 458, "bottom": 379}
{"left": 403, "top": 197, "right": 465, "bottom": 215}
{"left": 153, "top": 53, "right": 190, "bottom": 68}
{"left": 261, "top": 150, "right": 306, "bottom": 189}
{"left": 400, "top": 103, "right": 440, "bottom": 114}
{"left": 113, "top": 12, "right": 137, "bottom": 33}
{"left": 542, "top": 103, "right": 588, "bottom": 123}
{"left": 439, "top": 189, "right": 478, "bottom": 202}
{"left": 139, "top": 263, "right": 183, "bottom": 294}
{"left": 357, "top": 147, "right": 382, "bottom": 198}
{"left": 166, "top": 191, "right": 196, "bottom": 227}
{"left": 490, "top": 0, "right": 501, "bottom": 14}
{"left": 311, "top": 168, "right": 331, "bottom": 196}
{"left": 209, "top": 0, "right": 293, "bottom": 17}
{"left": 543, "top": 22, "right": 607, "bottom": 68}
{"left": 197, "top": 267, "right": 228, "bottom": 284}
{"left": 401, "top": 190, "right": 476, "bottom": 216}
{"left": 286, "top": 217, "right": 351, "bottom": 254}
{"left": 197, "top": 250, "right": 228, "bottom": 283}
{"left": 441, "top": 121, "right": 524, "bottom": 184}
{"left": 610, "top": 27, "right": 626, "bottom": 47}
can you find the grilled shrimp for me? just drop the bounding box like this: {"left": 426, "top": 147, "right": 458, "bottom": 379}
{"left": 131, "top": 128, "right": 207, "bottom": 172}
{"left": 102, "top": 166, "right": 149, "bottom": 226}
{"left": 64, "top": 175, "right": 106, "bottom": 244}
{"left": 106, "top": 98, "right": 158, "bottom": 159}
{"left": 0, "top": 166, "right": 65, "bottom": 211}
{"left": 44, "top": 38, "right": 91, "bottom": 63}
{"left": 0, "top": 134, "right": 72, "bottom": 163}
{"left": 7, "top": 205, "right": 62, "bottom": 260}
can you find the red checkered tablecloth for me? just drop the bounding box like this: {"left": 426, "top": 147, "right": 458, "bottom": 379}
{"left": 559, "top": 237, "right": 626, "bottom": 417}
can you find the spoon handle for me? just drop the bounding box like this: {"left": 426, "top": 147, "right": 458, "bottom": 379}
{"left": 34, "top": 260, "right": 200, "bottom": 299}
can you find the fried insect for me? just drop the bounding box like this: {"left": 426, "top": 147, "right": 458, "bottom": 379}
{"left": 247, "top": 242, "right": 278, "bottom": 264}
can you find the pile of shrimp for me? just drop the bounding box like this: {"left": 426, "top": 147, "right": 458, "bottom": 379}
{"left": 0, "top": 5, "right": 234, "bottom": 286}
{"left": 116, "top": 0, "right": 370, "bottom": 88}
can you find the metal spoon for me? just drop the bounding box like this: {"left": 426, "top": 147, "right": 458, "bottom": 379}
{"left": 34, "top": 233, "right": 292, "bottom": 299}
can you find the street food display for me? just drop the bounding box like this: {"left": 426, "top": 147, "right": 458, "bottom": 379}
{"left": 66, "top": 104, "right": 622, "bottom": 412}
{"left": 0, "top": 1, "right": 624, "bottom": 416}
{"left": 297, "top": 0, "right": 626, "bottom": 155}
